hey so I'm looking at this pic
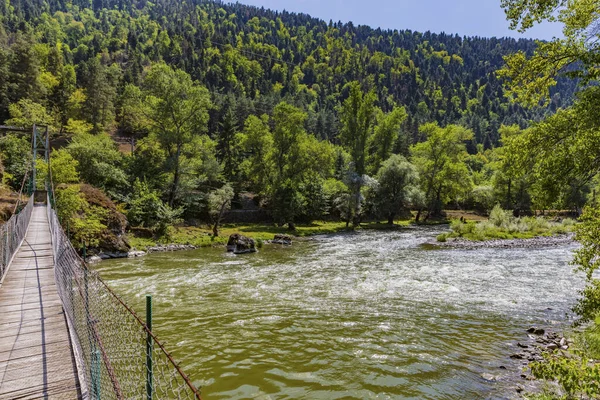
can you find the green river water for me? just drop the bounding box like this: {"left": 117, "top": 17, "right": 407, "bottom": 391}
{"left": 97, "top": 226, "right": 582, "bottom": 399}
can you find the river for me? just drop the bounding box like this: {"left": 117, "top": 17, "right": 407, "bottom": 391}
{"left": 97, "top": 226, "right": 582, "bottom": 399}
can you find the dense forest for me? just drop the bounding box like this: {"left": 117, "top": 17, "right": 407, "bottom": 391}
{"left": 0, "top": 0, "right": 582, "bottom": 248}
{"left": 0, "top": 0, "right": 576, "bottom": 145}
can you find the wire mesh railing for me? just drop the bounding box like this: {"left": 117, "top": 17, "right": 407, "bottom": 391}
{"left": 0, "top": 196, "right": 33, "bottom": 283}
{"left": 46, "top": 195, "right": 202, "bottom": 400}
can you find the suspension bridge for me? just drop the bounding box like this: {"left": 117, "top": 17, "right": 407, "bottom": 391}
{"left": 0, "top": 125, "right": 201, "bottom": 399}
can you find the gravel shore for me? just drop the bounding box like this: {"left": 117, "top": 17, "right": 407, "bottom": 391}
{"left": 430, "top": 233, "right": 576, "bottom": 250}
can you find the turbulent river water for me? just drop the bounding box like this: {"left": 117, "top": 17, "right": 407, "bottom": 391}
{"left": 97, "top": 226, "right": 583, "bottom": 399}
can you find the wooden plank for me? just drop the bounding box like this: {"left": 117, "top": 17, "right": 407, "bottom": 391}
{"left": 0, "top": 377, "right": 79, "bottom": 399}
{"left": 0, "top": 205, "right": 81, "bottom": 399}
{"left": 0, "top": 298, "right": 63, "bottom": 313}
{"left": 0, "top": 338, "right": 74, "bottom": 363}
{"left": 0, "top": 318, "right": 68, "bottom": 339}
{"left": 0, "top": 304, "right": 64, "bottom": 325}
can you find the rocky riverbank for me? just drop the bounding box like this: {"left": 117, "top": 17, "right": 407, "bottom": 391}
{"left": 86, "top": 244, "right": 199, "bottom": 262}
{"left": 508, "top": 327, "right": 570, "bottom": 397}
{"left": 430, "top": 233, "right": 575, "bottom": 250}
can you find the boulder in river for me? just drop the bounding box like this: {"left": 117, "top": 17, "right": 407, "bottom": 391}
{"left": 227, "top": 234, "right": 257, "bottom": 254}
{"left": 272, "top": 234, "right": 292, "bottom": 245}
{"left": 527, "top": 327, "right": 545, "bottom": 335}
{"left": 481, "top": 373, "right": 497, "bottom": 382}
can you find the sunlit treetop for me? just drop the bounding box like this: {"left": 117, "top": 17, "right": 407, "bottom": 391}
{"left": 499, "top": 0, "right": 600, "bottom": 106}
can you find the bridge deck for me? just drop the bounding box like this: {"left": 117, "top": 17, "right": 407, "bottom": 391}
{"left": 0, "top": 205, "right": 81, "bottom": 399}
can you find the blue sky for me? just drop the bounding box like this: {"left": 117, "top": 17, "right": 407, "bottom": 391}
{"left": 231, "top": 0, "right": 562, "bottom": 40}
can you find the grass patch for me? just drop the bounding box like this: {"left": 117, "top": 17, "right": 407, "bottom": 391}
{"left": 127, "top": 219, "right": 416, "bottom": 250}
{"left": 127, "top": 221, "right": 351, "bottom": 250}
{"left": 437, "top": 205, "right": 576, "bottom": 242}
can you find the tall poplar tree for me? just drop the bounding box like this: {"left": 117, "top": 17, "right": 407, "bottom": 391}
{"left": 339, "top": 81, "right": 377, "bottom": 226}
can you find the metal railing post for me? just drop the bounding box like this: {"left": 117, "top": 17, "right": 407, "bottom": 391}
{"left": 4, "top": 225, "right": 9, "bottom": 267}
{"left": 32, "top": 124, "right": 36, "bottom": 190}
{"left": 146, "top": 295, "right": 153, "bottom": 400}
{"left": 92, "top": 349, "right": 101, "bottom": 399}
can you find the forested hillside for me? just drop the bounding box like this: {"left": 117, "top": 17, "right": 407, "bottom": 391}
{"left": 0, "top": 0, "right": 582, "bottom": 248}
{"left": 0, "top": 0, "right": 575, "bottom": 146}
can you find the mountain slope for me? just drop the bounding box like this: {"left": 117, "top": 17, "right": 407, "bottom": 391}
{"left": 0, "top": 0, "right": 576, "bottom": 146}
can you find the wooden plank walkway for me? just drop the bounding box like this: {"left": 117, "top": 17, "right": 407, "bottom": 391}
{"left": 0, "top": 205, "right": 81, "bottom": 399}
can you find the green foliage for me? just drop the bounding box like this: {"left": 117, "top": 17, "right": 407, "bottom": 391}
{"left": 499, "top": 0, "right": 600, "bottom": 212}
{"left": 66, "top": 132, "right": 127, "bottom": 197}
{"left": 491, "top": 125, "right": 533, "bottom": 212}
{"left": 322, "top": 178, "right": 350, "bottom": 220}
{"left": 127, "top": 136, "right": 168, "bottom": 191}
{"left": 368, "top": 106, "right": 408, "bottom": 174}
{"left": 0, "top": 0, "right": 575, "bottom": 144}
{"left": 339, "top": 81, "right": 377, "bottom": 178}
{"left": 571, "top": 205, "right": 600, "bottom": 329}
{"left": 54, "top": 184, "right": 106, "bottom": 247}
{"left": 55, "top": 184, "right": 85, "bottom": 223}
{"left": 71, "top": 205, "right": 108, "bottom": 248}
{"left": 127, "top": 179, "right": 182, "bottom": 236}
{"left": 0, "top": 0, "right": 584, "bottom": 248}
{"left": 489, "top": 204, "right": 513, "bottom": 227}
{"left": 339, "top": 81, "right": 377, "bottom": 225}
{"left": 572, "top": 280, "right": 600, "bottom": 327}
{"left": 123, "top": 62, "right": 212, "bottom": 206}
{"left": 238, "top": 102, "right": 335, "bottom": 226}
{"left": 438, "top": 206, "right": 575, "bottom": 242}
{"left": 81, "top": 57, "right": 119, "bottom": 133}
{"left": 500, "top": 0, "right": 598, "bottom": 105}
{"left": 0, "top": 134, "right": 31, "bottom": 190}
{"left": 470, "top": 185, "right": 495, "bottom": 213}
{"left": 35, "top": 150, "right": 78, "bottom": 189}
{"left": 6, "top": 98, "right": 55, "bottom": 129}
{"left": 207, "top": 183, "right": 234, "bottom": 236}
{"left": 530, "top": 354, "right": 600, "bottom": 399}
{"left": 238, "top": 114, "right": 274, "bottom": 195}
{"left": 64, "top": 119, "right": 92, "bottom": 136}
{"left": 503, "top": 88, "right": 600, "bottom": 211}
{"left": 49, "top": 148, "right": 79, "bottom": 185}
{"left": 372, "top": 154, "right": 421, "bottom": 224}
{"left": 216, "top": 104, "right": 240, "bottom": 183}
{"left": 411, "top": 123, "right": 473, "bottom": 216}
{"left": 573, "top": 205, "right": 600, "bottom": 280}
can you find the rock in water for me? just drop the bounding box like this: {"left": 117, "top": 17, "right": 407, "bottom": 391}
{"left": 481, "top": 373, "right": 497, "bottom": 381}
{"left": 526, "top": 327, "right": 545, "bottom": 335}
{"left": 227, "top": 234, "right": 257, "bottom": 254}
{"left": 272, "top": 234, "right": 293, "bottom": 245}
{"left": 86, "top": 255, "right": 102, "bottom": 263}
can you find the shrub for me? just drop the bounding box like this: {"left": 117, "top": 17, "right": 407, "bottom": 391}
{"left": 438, "top": 206, "right": 576, "bottom": 242}
{"left": 127, "top": 179, "right": 182, "bottom": 236}
{"left": 488, "top": 204, "right": 512, "bottom": 228}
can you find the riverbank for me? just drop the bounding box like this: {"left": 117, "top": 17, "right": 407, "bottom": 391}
{"left": 124, "top": 217, "right": 576, "bottom": 257}
{"left": 89, "top": 219, "right": 432, "bottom": 261}
{"left": 505, "top": 327, "right": 570, "bottom": 397}
{"left": 436, "top": 206, "right": 577, "bottom": 244}
{"left": 430, "top": 233, "right": 576, "bottom": 250}
{"left": 126, "top": 211, "right": 490, "bottom": 252}
{"left": 126, "top": 219, "right": 420, "bottom": 251}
